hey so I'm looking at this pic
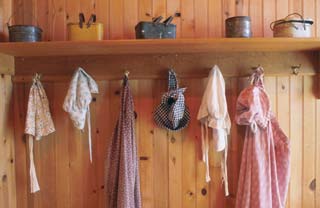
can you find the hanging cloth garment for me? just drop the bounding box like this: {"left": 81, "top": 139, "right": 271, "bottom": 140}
{"left": 24, "top": 74, "right": 55, "bottom": 193}
{"left": 197, "top": 65, "right": 231, "bottom": 196}
{"left": 154, "top": 69, "right": 190, "bottom": 131}
{"left": 235, "top": 67, "right": 290, "bottom": 208}
{"left": 105, "top": 75, "right": 141, "bottom": 208}
{"left": 63, "top": 67, "right": 98, "bottom": 163}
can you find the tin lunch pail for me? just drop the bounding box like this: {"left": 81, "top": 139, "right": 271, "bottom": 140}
{"left": 7, "top": 14, "right": 42, "bottom": 42}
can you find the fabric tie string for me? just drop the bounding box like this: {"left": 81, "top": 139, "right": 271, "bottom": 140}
{"left": 28, "top": 136, "right": 40, "bottom": 193}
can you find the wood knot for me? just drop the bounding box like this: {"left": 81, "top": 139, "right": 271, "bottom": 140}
{"left": 172, "top": 157, "right": 176, "bottom": 164}
{"left": 101, "top": 185, "right": 105, "bottom": 189}
{"left": 175, "top": 12, "right": 181, "bottom": 17}
{"left": 201, "top": 188, "right": 207, "bottom": 196}
{"left": 150, "top": 130, "right": 154, "bottom": 135}
{"left": 92, "top": 97, "right": 97, "bottom": 102}
{"left": 281, "top": 85, "right": 286, "bottom": 90}
{"left": 2, "top": 174, "right": 7, "bottom": 182}
{"left": 309, "top": 178, "right": 316, "bottom": 191}
{"left": 170, "top": 136, "right": 176, "bottom": 143}
{"left": 140, "top": 156, "right": 149, "bottom": 161}
{"left": 115, "top": 90, "right": 120, "bottom": 95}
{"left": 96, "top": 129, "right": 100, "bottom": 134}
{"left": 187, "top": 190, "right": 194, "bottom": 197}
{"left": 134, "top": 111, "right": 138, "bottom": 119}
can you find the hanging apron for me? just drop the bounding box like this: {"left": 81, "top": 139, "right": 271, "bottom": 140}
{"left": 105, "top": 75, "right": 142, "bottom": 208}
{"left": 25, "top": 74, "right": 55, "bottom": 193}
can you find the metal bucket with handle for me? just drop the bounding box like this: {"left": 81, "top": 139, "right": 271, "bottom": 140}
{"left": 270, "top": 13, "right": 313, "bottom": 37}
{"left": 7, "top": 13, "right": 42, "bottom": 42}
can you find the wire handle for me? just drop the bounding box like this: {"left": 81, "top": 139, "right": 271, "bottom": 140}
{"left": 7, "top": 11, "right": 40, "bottom": 28}
{"left": 270, "top": 13, "right": 306, "bottom": 31}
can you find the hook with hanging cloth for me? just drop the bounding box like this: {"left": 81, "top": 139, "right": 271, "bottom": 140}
{"left": 32, "top": 73, "right": 42, "bottom": 85}
{"left": 291, "top": 64, "right": 301, "bottom": 75}
{"left": 250, "top": 65, "right": 264, "bottom": 86}
{"left": 124, "top": 70, "right": 130, "bottom": 78}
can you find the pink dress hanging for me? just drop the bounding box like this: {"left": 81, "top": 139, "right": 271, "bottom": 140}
{"left": 235, "top": 67, "right": 290, "bottom": 208}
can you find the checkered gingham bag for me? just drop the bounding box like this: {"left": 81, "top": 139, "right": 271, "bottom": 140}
{"left": 154, "top": 70, "right": 190, "bottom": 131}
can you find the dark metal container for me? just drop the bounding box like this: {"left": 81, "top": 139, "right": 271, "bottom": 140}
{"left": 8, "top": 25, "right": 42, "bottom": 42}
{"left": 225, "top": 16, "right": 252, "bottom": 38}
{"left": 135, "top": 22, "right": 176, "bottom": 39}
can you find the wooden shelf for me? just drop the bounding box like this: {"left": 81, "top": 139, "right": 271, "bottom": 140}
{"left": 0, "top": 38, "right": 320, "bottom": 57}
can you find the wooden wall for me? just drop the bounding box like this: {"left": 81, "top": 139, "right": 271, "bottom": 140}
{"left": 2, "top": 0, "right": 320, "bottom": 208}
{"left": 0, "top": 75, "right": 16, "bottom": 208}
{"left": 12, "top": 74, "right": 320, "bottom": 208}
{"left": 10, "top": 0, "right": 320, "bottom": 40}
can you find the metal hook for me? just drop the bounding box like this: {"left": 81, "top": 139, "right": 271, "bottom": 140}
{"left": 33, "top": 73, "right": 41, "bottom": 81}
{"left": 291, "top": 64, "right": 301, "bottom": 75}
{"left": 251, "top": 64, "right": 262, "bottom": 71}
{"left": 124, "top": 70, "right": 130, "bottom": 78}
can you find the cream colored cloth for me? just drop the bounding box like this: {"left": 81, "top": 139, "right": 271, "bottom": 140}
{"left": 197, "top": 65, "right": 231, "bottom": 196}
{"left": 25, "top": 74, "right": 55, "bottom": 193}
{"left": 63, "top": 67, "right": 98, "bottom": 163}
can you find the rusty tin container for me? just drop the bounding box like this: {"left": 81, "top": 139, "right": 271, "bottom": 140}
{"left": 270, "top": 13, "right": 313, "bottom": 37}
{"left": 225, "top": 16, "right": 252, "bottom": 38}
{"left": 8, "top": 25, "right": 42, "bottom": 42}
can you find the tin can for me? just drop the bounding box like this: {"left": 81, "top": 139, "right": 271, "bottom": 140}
{"left": 8, "top": 25, "right": 42, "bottom": 42}
{"left": 225, "top": 16, "right": 252, "bottom": 38}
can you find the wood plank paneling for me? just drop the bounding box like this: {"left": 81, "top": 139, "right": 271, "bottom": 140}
{"left": 249, "top": 0, "right": 263, "bottom": 37}
{"left": 289, "top": 76, "right": 303, "bottom": 208}
{"left": 208, "top": 0, "right": 222, "bottom": 37}
{"left": 11, "top": 73, "right": 320, "bottom": 208}
{"left": 194, "top": 0, "right": 208, "bottom": 38}
{"left": 153, "top": 80, "right": 169, "bottom": 208}
{"left": 21, "top": 0, "right": 320, "bottom": 41}
{"left": 181, "top": 79, "right": 197, "bottom": 208}
{"left": 302, "top": 76, "right": 316, "bottom": 208}
{"left": 109, "top": 0, "right": 124, "bottom": 39}
{"left": 167, "top": 0, "right": 181, "bottom": 38}
{"left": 0, "top": 75, "right": 16, "bottom": 208}
{"left": 136, "top": 80, "right": 154, "bottom": 208}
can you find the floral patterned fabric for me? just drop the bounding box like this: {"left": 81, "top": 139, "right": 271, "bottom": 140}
{"left": 63, "top": 67, "right": 98, "bottom": 163}
{"left": 25, "top": 75, "right": 55, "bottom": 139}
{"left": 235, "top": 68, "right": 290, "bottom": 208}
{"left": 25, "top": 74, "right": 55, "bottom": 193}
{"left": 105, "top": 76, "right": 141, "bottom": 208}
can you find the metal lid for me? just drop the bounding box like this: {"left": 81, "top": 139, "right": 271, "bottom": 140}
{"left": 226, "top": 16, "right": 251, "bottom": 21}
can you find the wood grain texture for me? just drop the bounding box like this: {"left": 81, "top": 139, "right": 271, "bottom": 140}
{"left": 289, "top": 76, "right": 303, "bottom": 208}
{"left": 11, "top": 73, "right": 320, "bottom": 208}
{"left": 0, "top": 75, "right": 16, "bottom": 208}
{"left": 9, "top": 0, "right": 320, "bottom": 40}
{"left": 1, "top": 39, "right": 320, "bottom": 58}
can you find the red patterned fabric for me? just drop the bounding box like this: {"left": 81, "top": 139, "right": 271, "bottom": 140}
{"left": 235, "top": 70, "right": 290, "bottom": 208}
{"left": 105, "top": 76, "right": 141, "bottom": 208}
